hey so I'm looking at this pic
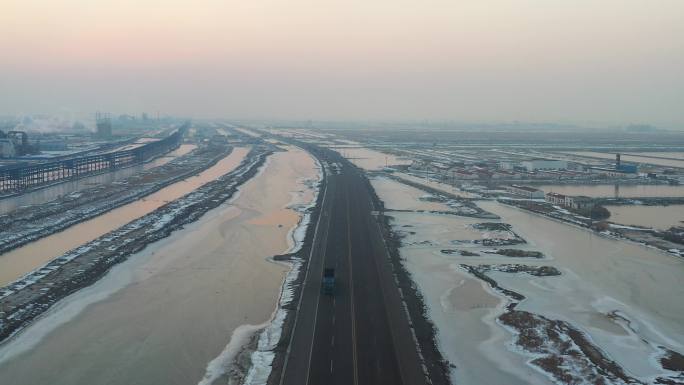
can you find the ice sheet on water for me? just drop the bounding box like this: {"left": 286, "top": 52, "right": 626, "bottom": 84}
{"left": 198, "top": 155, "right": 322, "bottom": 385}
{"left": 239, "top": 257, "right": 304, "bottom": 385}
{"left": 196, "top": 323, "right": 268, "bottom": 385}
{"left": 242, "top": 161, "right": 322, "bottom": 384}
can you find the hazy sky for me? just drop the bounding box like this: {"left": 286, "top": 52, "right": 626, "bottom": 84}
{"left": 1, "top": 0, "right": 683, "bottom": 126}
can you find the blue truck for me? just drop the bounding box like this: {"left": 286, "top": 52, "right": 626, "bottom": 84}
{"left": 322, "top": 268, "right": 335, "bottom": 295}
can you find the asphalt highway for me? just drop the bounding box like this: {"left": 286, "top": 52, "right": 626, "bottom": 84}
{"left": 280, "top": 147, "right": 427, "bottom": 385}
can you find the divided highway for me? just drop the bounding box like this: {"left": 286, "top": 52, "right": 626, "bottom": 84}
{"left": 279, "top": 147, "right": 427, "bottom": 385}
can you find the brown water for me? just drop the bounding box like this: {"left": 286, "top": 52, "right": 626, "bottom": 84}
{"left": 605, "top": 204, "right": 684, "bottom": 229}
{"left": 0, "top": 147, "right": 248, "bottom": 287}
{"left": 0, "top": 144, "right": 197, "bottom": 215}
{"left": 0, "top": 146, "right": 319, "bottom": 385}
{"left": 539, "top": 184, "right": 684, "bottom": 198}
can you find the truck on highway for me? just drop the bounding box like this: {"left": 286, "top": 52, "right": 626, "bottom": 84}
{"left": 322, "top": 268, "right": 335, "bottom": 295}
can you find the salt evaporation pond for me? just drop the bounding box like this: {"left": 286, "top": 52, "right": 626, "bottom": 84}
{"left": 371, "top": 176, "right": 684, "bottom": 385}
{"left": 0, "top": 146, "right": 320, "bottom": 385}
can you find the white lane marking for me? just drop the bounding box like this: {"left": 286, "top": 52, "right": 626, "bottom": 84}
{"left": 278, "top": 156, "right": 329, "bottom": 385}
{"left": 346, "top": 190, "right": 359, "bottom": 385}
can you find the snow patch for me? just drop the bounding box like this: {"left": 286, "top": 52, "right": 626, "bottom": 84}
{"left": 197, "top": 323, "right": 269, "bottom": 385}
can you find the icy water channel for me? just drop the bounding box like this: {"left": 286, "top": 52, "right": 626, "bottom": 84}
{"left": 371, "top": 176, "right": 684, "bottom": 385}
{"left": 0, "top": 146, "right": 320, "bottom": 385}
{"left": 0, "top": 147, "right": 248, "bottom": 287}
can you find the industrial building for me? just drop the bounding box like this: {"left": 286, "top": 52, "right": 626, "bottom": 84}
{"left": 0, "top": 128, "right": 184, "bottom": 194}
{"left": 545, "top": 192, "right": 595, "bottom": 210}
{"left": 587, "top": 155, "right": 639, "bottom": 178}
{"left": 0, "top": 139, "right": 16, "bottom": 158}
{"left": 521, "top": 159, "right": 568, "bottom": 171}
{"left": 545, "top": 192, "right": 568, "bottom": 206}
{"left": 588, "top": 167, "right": 639, "bottom": 178}
{"left": 506, "top": 184, "right": 545, "bottom": 198}
{"left": 0, "top": 129, "right": 36, "bottom": 158}
{"left": 566, "top": 195, "right": 595, "bottom": 210}
{"left": 615, "top": 154, "right": 638, "bottom": 173}
{"left": 96, "top": 112, "right": 113, "bottom": 138}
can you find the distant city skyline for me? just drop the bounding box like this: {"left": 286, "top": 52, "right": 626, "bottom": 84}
{"left": 1, "top": 0, "right": 683, "bottom": 126}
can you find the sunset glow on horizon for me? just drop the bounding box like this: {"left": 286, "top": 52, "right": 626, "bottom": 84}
{"left": 1, "top": 0, "right": 683, "bottom": 125}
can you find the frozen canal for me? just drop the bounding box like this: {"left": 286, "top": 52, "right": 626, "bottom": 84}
{"left": 0, "top": 146, "right": 320, "bottom": 385}
{"left": 371, "top": 176, "right": 684, "bottom": 385}
{"left": 0, "top": 147, "right": 248, "bottom": 287}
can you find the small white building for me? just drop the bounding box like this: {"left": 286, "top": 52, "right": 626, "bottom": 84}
{"left": 522, "top": 159, "right": 568, "bottom": 171}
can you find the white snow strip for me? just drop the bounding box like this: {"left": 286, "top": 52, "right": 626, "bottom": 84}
{"left": 197, "top": 323, "right": 270, "bottom": 385}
